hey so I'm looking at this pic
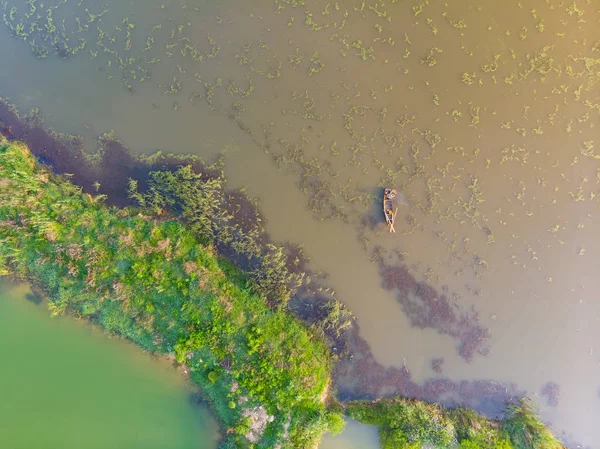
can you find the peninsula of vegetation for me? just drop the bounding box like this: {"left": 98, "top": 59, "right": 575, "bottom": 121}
{"left": 0, "top": 138, "right": 342, "bottom": 448}
{"left": 0, "top": 138, "right": 564, "bottom": 449}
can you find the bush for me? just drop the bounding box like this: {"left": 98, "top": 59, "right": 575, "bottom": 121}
{"left": 235, "top": 417, "right": 252, "bottom": 436}
{"left": 459, "top": 440, "right": 483, "bottom": 449}
{"left": 380, "top": 428, "right": 421, "bottom": 449}
{"left": 347, "top": 398, "right": 456, "bottom": 447}
{"left": 502, "top": 399, "right": 562, "bottom": 449}
{"left": 208, "top": 370, "right": 220, "bottom": 383}
{"left": 348, "top": 397, "right": 560, "bottom": 449}
{"left": 449, "top": 407, "right": 503, "bottom": 448}
{"left": 495, "top": 438, "right": 515, "bottom": 449}
{"left": 326, "top": 411, "right": 346, "bottom": 436}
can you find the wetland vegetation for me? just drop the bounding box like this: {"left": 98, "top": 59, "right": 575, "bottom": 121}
{"left": 0, "top": 138, "right": 564, "bottom": 449}
{"left": 0, "top": 138, "right": 343, "bottom": 448}
{"left": 347, "top": 397, "right": 563, "bottom": 449}
{"left": 0, "top": 0, "right": 597, "bottom": 446}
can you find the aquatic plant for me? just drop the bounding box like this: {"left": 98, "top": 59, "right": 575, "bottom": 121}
{"left": 502, "top": 399, "right": 563, "bottom": 449}
{"left": 348, "top": 398, "right": 458, "bottom": 447}
{"left": 347, "top": 396, "right": 563, "bottom": 449}
{"left": 128, "top": 167, "right": 305, "bottom": 307}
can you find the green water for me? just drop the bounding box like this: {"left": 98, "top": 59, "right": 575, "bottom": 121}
{"left": 0, "top": 282, "right": 219, "bottom": 449}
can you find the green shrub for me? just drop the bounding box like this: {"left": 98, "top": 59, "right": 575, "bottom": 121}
{"left": 502, "top": 399, "right": 562, "bottom": 449}
{"left": 380, "top": 428, "right": 421, "bottom": 449}
{"left": 494, "top": 438, "right": 515, "bottom": 449}
{"left": 449, "top": 407, "right": 503, "bottom": 448}
{"left": 348, "top": 397, "right": 560, "bottom": 449}
{"left": 235, "top": 417, "right": 252, "bottom": 435}
{"left": 347, "top": 398, "right": 456, "bottom": 447}
{"left": 326, "top": 411, "right": 346, "bottom": 435}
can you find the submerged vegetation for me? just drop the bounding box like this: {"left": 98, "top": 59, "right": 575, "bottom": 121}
{"left": 127, "top": 168, "right": 302, "bottom": 308}
{"left": 0, "top": 97, "right": 355, "bottom": 354}
{"left": 347, "top": 397, "right": 563, "bottom": 449}
{"left": 0, "top": 139, "right": 343, "bottom": 448}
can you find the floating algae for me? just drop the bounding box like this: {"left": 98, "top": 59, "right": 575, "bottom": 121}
{"left": 421, "top": 46, "right": 442, "bottom": 67}
{"left": 307, "top": 51, "right": 325, "bottom": 75}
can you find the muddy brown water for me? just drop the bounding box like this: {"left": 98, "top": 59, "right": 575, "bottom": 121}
{"left": 0, "top": 0, "right": 599, "bottom": 447}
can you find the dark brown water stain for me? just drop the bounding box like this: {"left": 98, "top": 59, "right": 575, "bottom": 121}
{"left": 540, "top": 382, "right": 560, "bottom": 408}
{"left": 0, "top": 97, "right": 210, "bottom": 207}
{"left": 431, "top": 358, "right": 444, "bottom": 374}
{"left": 0, "top": 97, "right": 345, "bottom": 347}
{"left": 373, "top": 246, "right": 490, "bottom": 362}
{"left": 357, "top": 213, "right": 490, "bottom": 361}
{"left": 334, "top": 323, "right": 520, "bottom": 419}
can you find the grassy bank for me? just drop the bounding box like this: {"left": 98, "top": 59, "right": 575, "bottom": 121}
{"left": 0, "top": 138, "right": 343, "bottom": 448}
{"left": 0, "top": 98, "right": 355, "bottom": 354}
{"left": 0, "top": 138, "right": 567, "bottom": 449}
{"left": 346, "top": 397, "right": 564, "bottom": 449}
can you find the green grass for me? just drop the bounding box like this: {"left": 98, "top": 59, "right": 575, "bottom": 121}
{"left": 502, "top": 399, "right": 563, "bottom": 449}
{"left": 347, "top": 398, "right": 459, "bottom": 448}
{"left": 346, "top": 397, "right": 563, "bottom": 449}
{"left": 127, "top": 164, "right": 304, "bottom": 308}
{"left": 0, "top": 139, "right": 341, "bottom": 449}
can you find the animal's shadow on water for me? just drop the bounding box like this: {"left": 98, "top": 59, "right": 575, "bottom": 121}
{"left": 25, "top": 292, "right": 43, "bottom": 305}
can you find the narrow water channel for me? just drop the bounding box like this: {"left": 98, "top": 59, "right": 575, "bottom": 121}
{"left": 0, "top": 281, "right": 219, "bottom": 449}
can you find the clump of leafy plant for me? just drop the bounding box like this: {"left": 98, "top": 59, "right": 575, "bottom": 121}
{"left": 502, "top": 399, "right": 562, "bottom": 449}
{"left": 347, "top": 396, "right": 562, "bottom": 449}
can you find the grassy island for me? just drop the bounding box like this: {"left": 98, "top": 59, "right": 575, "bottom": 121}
{"left": 0, "top": 138, "right": 343, "bottom": 448}
{"left": 346, "top": 397, "right": 564, "bottom": 449}
{"left": 0, "top": 138, "right": 564, "bottom": 449}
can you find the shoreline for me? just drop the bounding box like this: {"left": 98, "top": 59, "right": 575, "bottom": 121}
{"left": 0, "top": 137, "right": 566, "bottom": 449}
{"left": 0, "top": 97, "right": 518, "bottom": 420}
{"left": 0, "top": 138, "right": 341, "bottom": 448}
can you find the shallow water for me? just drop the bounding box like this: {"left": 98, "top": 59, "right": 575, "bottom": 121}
{"left": 0, "top": 0, "right": 599, "bottom": 446}
{"left": 0, "top": 282, "right": 219, "bottom": 449}
{"left": 320, "top": 419, "right": 380, "bottom": 449}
